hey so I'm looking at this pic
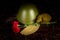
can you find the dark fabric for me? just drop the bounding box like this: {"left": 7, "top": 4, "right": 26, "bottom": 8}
{"left": 0, "top": 0, "right": 60, "bottom": 40}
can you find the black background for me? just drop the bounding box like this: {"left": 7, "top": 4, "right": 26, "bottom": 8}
{"left": 0, "top": 0, "right": 60, "bottom": 40}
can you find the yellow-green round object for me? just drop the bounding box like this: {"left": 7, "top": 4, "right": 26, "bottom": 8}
{"left": 36, "top": 13, "right": 52, "bottom": 23}
{"left": 16, "top": 4, "right": 38, "bottom": 24}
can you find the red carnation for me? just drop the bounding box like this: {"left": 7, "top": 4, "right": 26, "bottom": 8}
{"left": 12, "top": 21, "right": 20, "bottom": 33}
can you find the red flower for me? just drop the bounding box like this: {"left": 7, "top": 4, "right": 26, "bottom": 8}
{"left": 12, "top": 21, "right": 20, "bottom": 33}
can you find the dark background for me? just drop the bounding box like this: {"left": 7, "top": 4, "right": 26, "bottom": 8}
{"left": 0, "top": 0, "right": 60, "bottom": 40}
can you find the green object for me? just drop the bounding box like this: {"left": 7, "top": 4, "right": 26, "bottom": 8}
{"left": 41, "top": 22, "right": 56, "bottom": 24}
{"left": 16, "top": 4, "right": 38, "bottom": 24}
